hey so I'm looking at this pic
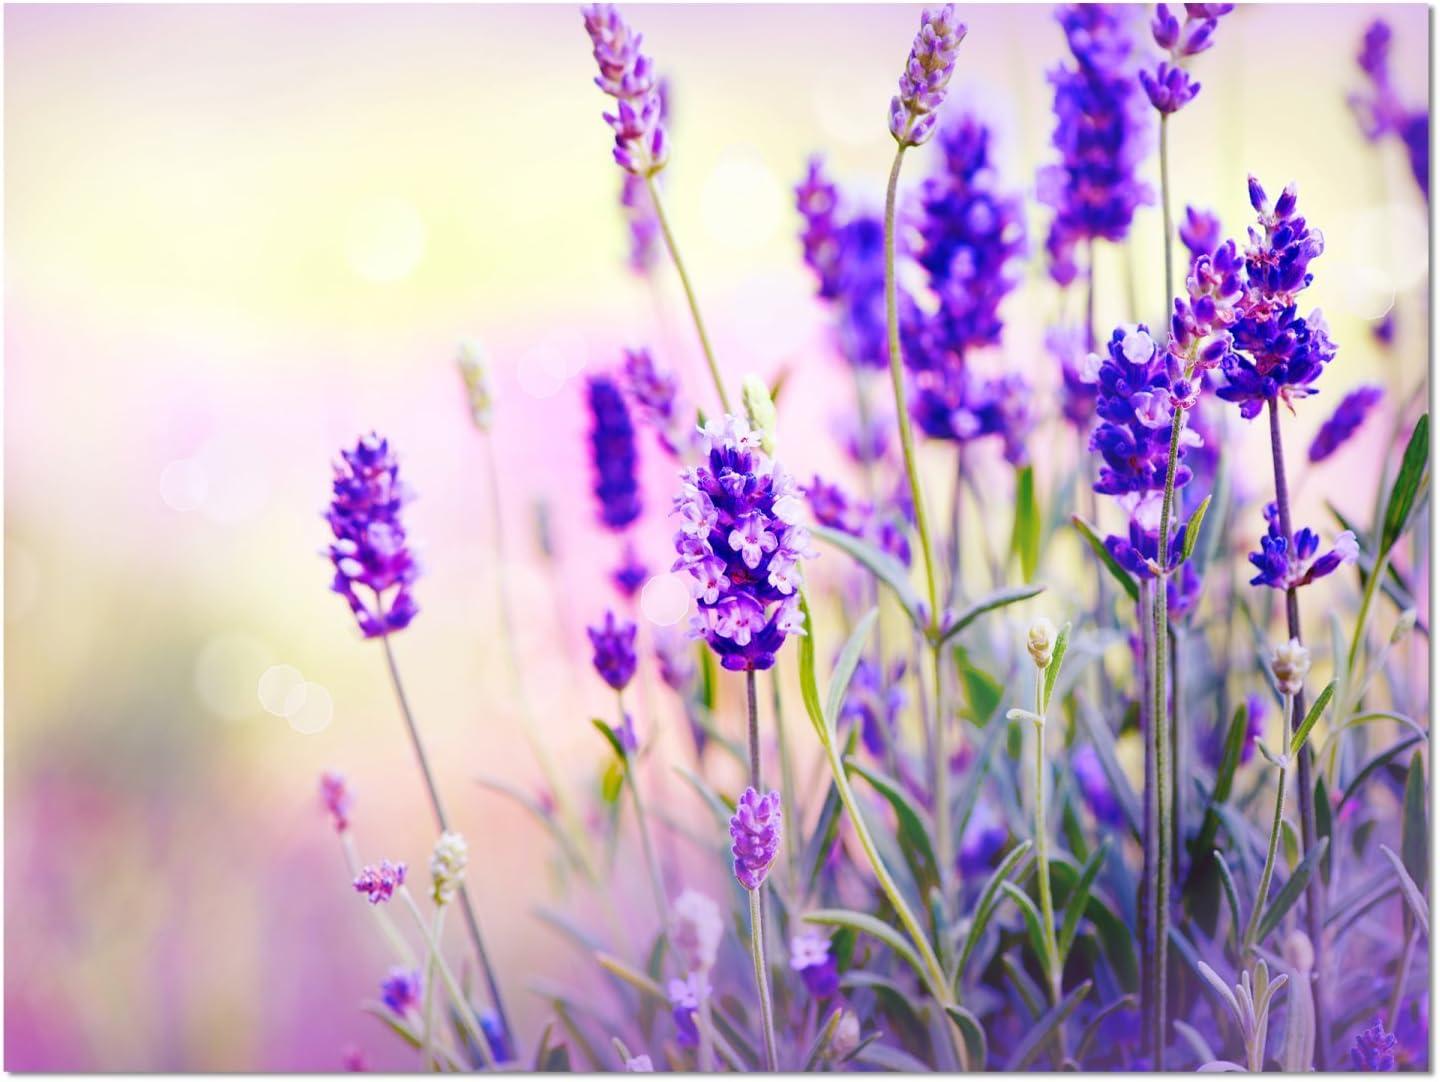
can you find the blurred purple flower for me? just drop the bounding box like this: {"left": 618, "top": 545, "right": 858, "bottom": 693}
{"left": 1072, "top": 745, "right": 1124, "bottom": 827}
{"left": 587, "top": 374, "right": 643, "bottom": 532}
{"left": 790, "top": 931, "right": 840, "bottom": 999}
{"left": 353, "top": 860, "right": 406, "bottom": 905}
{"left": 588, "top": 610, "right": 638, "bottom": 692}
{"left": 1179, "top": 205, "right": 1222, "bottom": 264}
{"left": 730, "top": 787, "right": 782, "bottom": 890}
{"left": 1349, "top": 20, "right": 1429, "bottom": 200}
{"left": 839, "top": 657, "right": 907, "bottom": 758}
{"left": 958, "top": 797, "right": 1008, "bottom": 878}
{"left": 1247, "top": 503, "right": 1358, "bottom": 591}
{"left": 1141, "top": 4, "right": 1231, "bottom": 114}
{"left": 1308, "top": 385, "right": 1384, "bottom": 463}
{"left": 1351, "top": 1017, "right": 1399, "bottom": 1071}
{"left": 380, "top": 968, "right": 422, "bottom": 1016}
{"left": 623, "top": 347, "right": 684, "bottom": 456}
{"left": 613, "top": 543, "right": 648, "bottom": 600}
{"left": 319, "top": 770, "right": 352, "bottom": 834}
{"left": 667, "top": 973, "right": 708, "bottom": 1048}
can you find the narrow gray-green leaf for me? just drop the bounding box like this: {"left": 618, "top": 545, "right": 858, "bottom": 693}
{"left": 956, "top": 841, "right": 1034, "bottom": 980}
{"left": 1401, "top": 752, "right": 1428, "bottom": 894}
{"left": 945, "top": 1005, "right": 988, "bottom": 1071}
{"left": 1059, "top": 837, "right": 1109, "bottom": 960}
{"left": 1073, "top": 514, "right": 1139, "bottom": 601}
{"left": 1380, "top": 844, "right": 1429, "bottom": 938}
{"left": 1381, "top": 412, "right": 1429, "bottom": 554}
{"left": 1004, "top": 980, "right": 1093, "bottom": 1070}
{"left": 1010, "top": 465, "right": 1041, "bottom": 582}
{"left": 825, "top": 607, "right": 879, "bottom": 728}
{"left": 812, "top": 524, "right": 923, "bottom": 627}
{"left": 1255, "top": 838, "right": 1329, "bottom": 944}
{"left": 1042, "top": 620, "right": 1071, "bottom": 714}
{"left": 1289, "top": 680, "right": 1335, "bottom": 757}
{"left": 938, "top": 583, "right": 1047, "bottom": 644}
{"left": 804, "top": 909, "right": 927, "bottom": 985}
{"left": 1000, "top": 881, "right": 1050, "bottom": 978}
{"left": 1181, "top": 494, "right": 1212, "bottom": 562}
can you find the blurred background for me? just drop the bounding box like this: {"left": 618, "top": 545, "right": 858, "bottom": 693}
{"left": 4, "top": 4, "right": 1429, "bottom": 1070}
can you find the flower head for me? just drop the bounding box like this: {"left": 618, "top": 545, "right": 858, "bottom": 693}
{"left": 588, "top": 610, "right": 638, "bottom": 692}
{"left": 1179, "top": 205, "right": 1222, "bottom": 264}
{"left": 1352, "top": 1017, "right": 1399, "bottom": 1071}
{"left": 1072, "top": 745, "right": 1124, "bottom": 827}
{"left": 429, "top": 831, "right": 468, "bottom": 907}
{"left": 1349, "top": 20, "right": 1429, "bottom": 200}
{"left": 671, "top": 888, "right": 723, "bottom": 975}
{"left": 958, "top": 797, "right": 1008, "bottom": 877}
{"left": 667, "top": 973, "right": 709, "bottom": 1048}
{"left": 1247, "top": 503, "right": 1358, "bottom": 591}
{"left": 326, "top": 433, "right": 420, "bottom": 639}
{"left": 380, "top": 967, "right": 423, "bottom": 1016}
{"left": 623, "top": 348, "right": 683, "bottom": 456}
{"left": 1308, "top": 385, "right": 1384, "bottom": 463}
{"left": 729, "top": 787, "right": 782, "bottom": 890}
{"left": 587, "top": 374, "right": 643, "bottom": 532}
{"left": 1141, "top": 4, "right": 1231, "bottom": 114}
{"left": 618, "top": 79, "right": 669, "bottom": 270}
{"left": 1270, "top": 638, "right": 1311, "bottom": 697}
{"left": 457, "top": 340, "right": 494, "bottom": 431}
{"left": 672, "top": 416, "right": 813, "bottom": 672}
{"left": 354, "top": 860, "right": 407, "bottom": 905}
{"left": 1027, "top": 618, "right": 1058, "bottom": 670}
{"left": 319, "top": 770, "right": 352, "bottom": 833}
{"left": 582, "top": 5, "right": 668, "bottom": 176}
{"left": 790, "top": 931, "right": 840, "bottom": 999}
{"left": 889, "top": 5, "right": 967, "bottom": 147}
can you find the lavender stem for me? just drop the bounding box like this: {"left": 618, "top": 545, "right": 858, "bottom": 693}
{"left": 743, "top": 671, "right": 779, "bottom": 1071}
{"left": 398, "top": 887, "right": 498, "bottom": 1070}
{"left": 618, "top": 690, "right": 668, "bottom": 928}
{"left": 1241, "top": 692, "right": 1292, "bottom": 956}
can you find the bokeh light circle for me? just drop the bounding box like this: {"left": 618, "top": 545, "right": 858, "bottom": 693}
{"left": 258, "top": 664, "right": 305, "bottom": 717}
{"left": 640, "top": 572, "right": 691, "bottom": 626}
{"left": 283, "top": 681, "right": 334, "bottom": 734}
{"left": 195, "top": 633, "right": 273, "bottom": 721}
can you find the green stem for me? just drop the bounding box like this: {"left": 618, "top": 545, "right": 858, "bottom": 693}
{"left": 645, "top": 174, "right": 732, "bottom": 414}
{"left": 620, "top": 708, "right": 669, "bottom": 928}
{"left": 399, "top": 888, "right": 498, "bottom": 1070}
{"left": 748, "top": 889, "right": 780, "bottom": 1071}
{"left": 1346, "top": 546, "right": 1388, "bottom": 682}
{"left": 1243, "top": 695, "right": 1293, "bottom": 956}
{"left": 1160, "top": 114, "right": 1174, "bottom": 314}
{"left": 931, "top": 641, "right": 952, "bottom": 893}
{"left": 1033, "top": 672, "right": 1061, "bottom": 1005}
{"left": 422, "top": 906, "right": 447, "bottom": 1071}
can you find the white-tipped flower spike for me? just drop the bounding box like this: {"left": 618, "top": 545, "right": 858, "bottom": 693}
{"left": 742, "top": 374, "right": 778, "bottom": 455}
{"left": 457, "top": 340, "right": 494, "bottom": 431}
{"left": 1270, "top": 638, "right": 1311, "bottom": 696}
{"left": 831, "top": 1010, "right": 861, "bottom": 1060}
{"left": 1392, "top": 607, "right": 1418, "bottom": 644}
{"left": 670, "top": 888, "right": 723, "bottom": 975}
{"left": 1027, "top": 618, "right": 1058, "bottom": 670}
{"left": 429, "top": 831, "right": 469, "bottom": 906}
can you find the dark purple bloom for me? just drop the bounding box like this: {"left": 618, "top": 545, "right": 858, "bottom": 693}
{"left": 672, "top": 417, "right": 812, "bottom": 672}
{"left": 1050, "top": 324, "right": 1101, "bottom": 429}
{"left": 380, "top": 968, "right": 422, "bottom": 1016}
{"left": 1308, "top": 385, "right": 1384, "bottom": 463}
{"left": 1349, "top": 20, "right": 1429, "bottom": 200}
{"left": 790, "top": 931, "right": 840, "bottom": 999}
{"left": 889, "top": 5, "right": 967, "bottom": 147}
{"left": 613, "top": 543, "right": 648, "bottom": 599}
{"left": 1179, "top": 205, "right": 1222, "bottom": 263}
{"left": 729, "top": 786, "right": 782, "bottom": 890}
{"left": 588, "top": 610, "right": 638, "bottom": 692}
{"left": 354, "top": 860, "right": 406, "bottom": 905}
{"left": 623, "top": 347, "right": 683, "bottom": 456}
{"left": 612, "top": 710, "right": 638, "bottom": 754}
{"left": 1039, "top": 5, "right": 1153, "bottom": 286}
{"left": 1139, "top": 61, "right": 1200, "bottom": 113}
{"left": 1374, "top": 311, "right": 1397, "bottom": 348}
{"left": 326, "top": 433, "right": 420, "bottom": 639}
{"left": 1141, "top": 4, "right": 1230, "bottom": 114}
{"left": 319, "top": 771, "right": 352, "bottom": 834}
{"left": 1352, "top": 1017, "right": 1399, "bottom": 1071}
{"left": 479, "top": 1012, "right": 514, "bottom": 1064}
{"left": 582, "top": 5, "right": 668, "bottom": 176}
{"left": 958, "top": 797, "right": 1008, "bottom": 878}
{"left": 587, "top": 374, "right": 643, "bottom": 531}
{"left": 667, "top": 975, "right": 707, "bottom": 1048}
{"left": 1247, "top": 503, "right": 1358, "bottom": 591}
{"left": 1072, "top": 745, "right": 1124, "bottom": 827}
{"left": 839, "top": 657, "right": 907, "bottom": 758}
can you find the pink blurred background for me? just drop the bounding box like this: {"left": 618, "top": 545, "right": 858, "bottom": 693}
{"left": 4, "top": 4, "right": 1428, "bottom": 1070}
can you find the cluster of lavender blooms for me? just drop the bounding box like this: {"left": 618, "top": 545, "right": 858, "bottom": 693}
{"left": 804, "top": 474, "right": 912, "bottom": 567}
{"left": 728, "top": 787, "right": 781, "bottom": 890}
{"left": 622, "top": 347, "right": 687, "bottom": 457}
{"left": 887, "top": 4, "right": 967, "bottom": 148}
{"left": 1140, "top": 4, "right": 1233, "bottom": 113}
{"left": 587, "top": 373, "right": 648, "bottom": 597}
{"left": 582, "top": 4, "right": 667, "bottom": 176}
{"left": 1349, "top": 20, "right": 1429, "bottom": 201}
{"left": 672, "top": 416, "right": 812, "bottom": 672}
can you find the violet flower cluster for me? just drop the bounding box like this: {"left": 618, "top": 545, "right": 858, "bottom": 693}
{"left": 588, "top": 610, "right": 639, "bottom": 692}
{"left": 729, "top": 786, "right": 782, "bottom": 890}
{"left": 623, "top": 347, "right": 685, "bottom": 456}
{"left": 618, "top": 79, "right": 670, "bottom": 271}
{"left": 1139, "top": 3, "right": 1232, "bottom": 114}
{"left": 582, "top": 4, "right": 668, "bottom": 176}
{"left": 888, "top": 5, "right": 967, "bottom": 148}
{"left": 353, "top": 860, "right": 407, "bottom": 905}
{"left": 587, "top": 374, "right": 643, "bottom": 531}
{"left": 672, "top": 417, "right": 811, "bottom": 672}
{"left": 1038, "top": 4, "right": 1152, "bottom": 286}
{"left": 1247, "top": 502, "right": 1358, "bottom": 591}
{"left": 1349, "top": 20, "right": 1429, "bottom": 201}
{"left": 804, "top": 474, "right": 912, "bottom": 567}
{"left": 381, "top": 968, "right": 422, "bottom": 1017}
{"left": 326, "top": 433, "right": 420, "bottom": 639}
{"left": 1308, "top": 385, "right": 1384, "bottom": 463}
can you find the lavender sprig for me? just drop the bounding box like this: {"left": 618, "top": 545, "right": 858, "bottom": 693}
{"left": 888, "top": 5, "right": 967, "bottom": 147}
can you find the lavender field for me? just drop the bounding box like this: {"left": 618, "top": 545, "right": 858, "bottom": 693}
{"left": 4, "top": 2, "right": 1431, "bottom": 1073}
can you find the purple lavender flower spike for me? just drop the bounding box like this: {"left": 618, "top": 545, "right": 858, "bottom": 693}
{"left": 1139, "top": 61, "right": 1200, "bottom": 113}
{"left": 729, "top": 786, "right": 782, "bottom": 890}
{"left": 320, "top": 770, "right": 352, "bottom": 833}
{"left": 1308, "top": 385, "right": 1384, "bottom": 463}
{"left": 353, "top": 860, "right": 407, "bottom": 905}
{"left": 958, "top": 797, "right": 1007, "bottom": 877}
{"left": 326, "top": 433, "right": 420, "bottom": 639}
{"left": 672, "top": 416, "right": 813, "bottom": 672}
{"left": 667, "top": 973, "right": 709, "bottom": 1048}
{"left": 1247, "top": 503, "right": 1358, "bottom": 591}
{"left": 1141, "top": 4, "right": 1230, "bottom": 114}
{"left": 587, "top": 374, "right": 643, "bottom": 531}
{"left": 838, "top": 656, "right": 907, "bottom": 758}
{"left": 1352, "top": 1017, "right": 1399, "bottom": 1071}
{"left": 582, "top": 5, "right": 668, "bottom": 176}
{"left": 796, "top": 157, "right": 845, "bottom": 301}
{"left": 380, "top": 967, "right": 422, "bottom": 1016}
{"left": 619, "top": 79, "right": 669, "bottom": 270}
{"left": 612, "top": 542, "right": 648, "bottom": 599}
{"left": 588, "top": 610, "right": 638, "bottom": 692}
{"left": 1179, "top": 205, "right": 1222, "bottom": 263}
{"left": 623, "top": 347, "right": 682, "bottom": 456}
{"left": 1350, "top": 20, "right": 1429, "bottom": 201}
{"left": 1072, "top": 745, "right": 1125, "bottom": 827}
{"left": 888, "top": 5, "right": 967, "bottom": 147}
{"left": 789, "top": 931, "right": 840, "bottom": 999}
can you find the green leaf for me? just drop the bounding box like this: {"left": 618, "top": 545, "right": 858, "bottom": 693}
{"left": 1181, "top": 494, "right": 1212, "bottom": 562}
{"left": 1213, "top": 850, "right": 1243, "bottom": 946}
{"left": 1338, "top": 734, "right": 1424, "bottom": 813}
{"left": 852, "top": 1042, "right": 933, "bottom": 1073}
{"left": 1380, "top": 413, "right": 1429, "bottom": 554}
{"left": 956, "top": 841, "right": 1034, "bottom": 981}
{"left": 590, "top": 717, "right": 627, "bottom": 762}
{"left": 599, "top": 758, "right": 624, "bottom": 804}
{"left": 1255, "top": 838, "right": 1329, "bottom": 944}
{"left": 803, "top": 909, "right": 927, "bottom": 986}
{"left": 1009, "top": 465, "right": 1041, "bottom": 582}
{"left": 1042, "top": 620, "right": 1071, "bottom": 715}
{"left": 801, "top": 1007, "right": 845, "bottom": 1071}
{"left": 796, "top": 590, "right": 827, "bottom": 740}
{"left": 1380, "top": 844, "right": 1430, "bottom": 937}
{"left": 1315, "top": 774, "right": 1333, "bottom": 887}
{"left": 938, "top": 584, "right": 1046, "bottom": 645}
{"left": 825, "top": 608, "right": 879, "bottom": 729}
{"left": 1059, "top": 838, "right": 1109, "bottom": 960}
{"left": 1004, "top": 980, "right": 1093, "bottom": 1069}
{"left": 812, "top": 524, "right": 923, "bottom": 627}
{"left": 698, "top": 640, "right": 717, "bottom": 712}
{"left": 945, "top": 1005, "right": 988, "bottom": 1071}
{"left": 1289, "top": 681, "right": 1335, "bottom": 757}
{"left": 1000, "top": 881, "right": 1050, "bottom": 977}
{"left": 1072, "top": 514, "right": 1139, "bottom": 601}
{"left": 845, "top": 756, "right": 940, "bottom": 891}
{"left": 1401, "top": 752, "right": 1428, "bottom": 894}
{"left": 956, "top": 651, "right": 1004, "bottom": 724}
{"left": 1074, "top": 995, "right": 1137, "bottom": 1066}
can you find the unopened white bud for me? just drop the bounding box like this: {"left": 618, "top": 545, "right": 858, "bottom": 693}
{"left": 1270, "top": 638, "right": 1311, "bottom": 697}
{"left": 671, "top": 888, "right": 723, "bottom": 975}
{"left": 457, "top": 340, "right": 494, "bottom": 431}
{"left": 429, "top": 831, "right": 468, "bottom": 906}
{"left": 1027, "top": 618, "right": 1058, "bottom": 670}
{"left": 1392, "top": 608, "right": 1418, "bottom": 644}
{"left": 1283, "top": 929, "right": 1314, "bottom": 975}
{"left": 742, "top": 374, "right": 778, "bottom": 455}
{"left": 831, "top": 1010, "right": 861, "bottom": 1060}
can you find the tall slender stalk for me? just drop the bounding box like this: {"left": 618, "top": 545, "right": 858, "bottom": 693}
{"left": 1242, "top": 693, "right": 1293, "bottom": 955}
{"left": 1033, "top": 671, "right": 1062, "bottom": 1008}
{"left": 1265, "top": 396, "right": 1331, "bottom": 1067}
{"left": 618, "top": 690, "right": 668, "bottom": 928}
{"left": 380, "top": 635, "right": 513, "bottom": 1044}
{"left": 645, "top": 175, "right": 732, "bottom": 414}
{"left": 743, "top": 671, "right": 779, "bottom": 1071}
{"left": 1137, "top": 578, "right": 1161, "bottom": 1061}
{"left": 421, "top": 906, "right": 447, "bottom": 1071}
{"left": 398, "top": 887, "right": 498, "bottom": 1070}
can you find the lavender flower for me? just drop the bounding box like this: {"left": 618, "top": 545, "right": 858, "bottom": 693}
{"left": 319, "top": 770, "right": 352, "bottom": 833}
{"left": 672, "top": 417, "right": 812, "bottom": 672}
{"left": 1179, "top": 205, "right": 1222, "bottom": 264}
{"left": 1247, "top": 503, "right": 1358, "bottom": 591}
{"left": 613, "top": 542, "right": 648, "bottom": 600}
{"left": 587, "top": 374, "right": 643, "bottom": 531}
{"left": 1352, "top": 1017, "right": 1399, "bottom": 1071}
{"left": 326, "top": 433, "right": 420, "bottom": 639}
{"left": 790, "top": 931, "right": 840, "bottom": 999}
{"left": 838, "top": 657, "right": 907, "bottom": 758}
{"left": 1349, "top": 20, "right": 1429, "bottom": 201}
{"left": 1139, "top": 61, "right": 1200, "bottom": 113}
{"left": 582, "top": 5, "right": 668, "bottom": 176}
{"left": 729, "top": 786, "right": 782, "bottom": 890}
{"left": 804, "top": 475, "right": 911, "bottom": 567}
{"left": 354, "top": 860, "right": 407, "bottom": 905}
{"left": 1038, "top": 4, "right": 1153, "bottom": 285}
{"left": 888, "top": 5, "right": 967, "bottom": 147}
{"left": 380, "top": 967, "right": 422, "bottom": 1016}
{"left": 1072, "top": 745, "right": 1124, "bottom": 828}
{"left": 667, "top": 973, "right": 709, "bottom": 1048}
{"left": 1308, "top": 385, "right": 1384, "bottom": 463}
{"left": 671, "top": 888, "right": 723, "bottom": 975}
{"left": 618, "top": 79, "right": 669, "bottom": 270}
{"left": 623, "top": 348, "right": 683, "bottom": 456}
{"left": 588, "top": 610, "right": 638, "bottom": 692}
{"left": 1140, "top": 4, "right": 1232, "bottom": 114}
{"left": 654, "top": 629, "right": 696, "bottom": 695}
{"left": 796, "top": 157, "right": 845, "bottom": 301}
{"left": 958, "top": 797, "right": 1008, "bottom": 877}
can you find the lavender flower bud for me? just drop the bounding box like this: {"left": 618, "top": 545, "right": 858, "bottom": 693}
{"left": 353, "top": 860, "right": 407, "bottom": 905}
{"left": 319, "top": 770, "right": 353, "bottom": 834}
{"left": 380, "top": 967, "right": 423, "bottom": 1016}
{"left": 741, "top": 374, "right": 778, "bottom": 455}
{"left": 1308, "top": 385, "right": 1383, "bottom": 463}
{"left": 456, "top": 340, "right": 494, "bottom": 431}
{"left": 587, "top": 374, "right": 643, "bottom": 532}
{"left": 588, "top": 610, "right": 638, "bottom": 692}
{"left": 582, "top": 5, "right": 668, "bottom": 176}
{"left": 789, "top": 931, "right": 839, "bottom": 999}
{"left": 1351, "top": 1017, "right": 1399, "bottom": 1071}
{"left": 1283, "top": 929, "right": 1315, "bottom": 975}
{"left": 671, "top": 888, "right": 723, "bottom": 975}
{"left": 1270, "top": 639, "right": 1311, "bottom": 697}
{"left": 888, "top": 5, "right": 967, "bottom": 147}
{"left": 624, "top": 1054, "right": 654, "bottom": 1072}
{"left": 326, "top": 433, "right": 420, "bottom": 639}
{"left": 1392, "top": 608, "right": 1418, "bottom": 644}
{"left": 1026, "top": 618, "right": 1058, "bottom": 670}
{"left": 429, "top": 831, "right": 468, "bottom": 907}
{"left": 729, "top": 787, "right": 782, "bottom": 890}
{"left": 831, "top": 1010, "right": 862, "bottom": 1060}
